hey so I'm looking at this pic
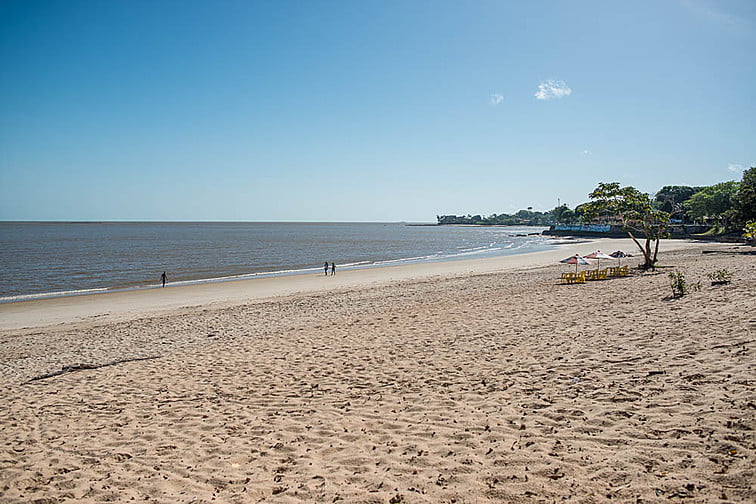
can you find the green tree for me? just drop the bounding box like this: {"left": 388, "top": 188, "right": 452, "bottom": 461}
{"left": 573, "top": 203, "right": 591, "bottom": 222}
{"left": 685, "top": 181, "right": 740, "bottom": 230}
{"left": 583, "top": 182, "right": 670, "bottom": 270}
{"left": 551, "top": 204, "right": 578, "bottom": 224}
{"left": 653, "top": 185, "right": 703, "bottom": 218}
{"left": 735, "top": 167, "right": 756, "bottom": 226}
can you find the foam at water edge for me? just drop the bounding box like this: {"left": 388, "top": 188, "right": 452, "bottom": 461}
{"left": 0, "top": 287, "right": 111, "bottom": 303}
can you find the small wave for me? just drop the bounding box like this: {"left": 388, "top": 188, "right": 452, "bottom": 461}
{"left": 372, "top": 253, "right": 442, "bottom": 266}
{"left": 458, "top": 245, "right": 493, "bottom": 253}
{"left": 449, "top": 247, "right": 504, "bottom": 257}
{"left": 339, "top": 260, "right": 372, "bottom": 268}
{"left": 0, "top": 287, "right": 111, "bottom": 303}
{"left": 369, "top": 247, "right": 508, "bottom": 266}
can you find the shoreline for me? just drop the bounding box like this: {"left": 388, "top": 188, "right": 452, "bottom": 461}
{"left": 0, "top": 224, "right": 555, "bottom": 305}
{"left": 1, "top": 239, "right": 753, "bottom": 503}
{"left": 0, "top": 235, "right": 558, "bottom": 305}
{"left": 0, "top": 238, "right": 724, "bottom": 331}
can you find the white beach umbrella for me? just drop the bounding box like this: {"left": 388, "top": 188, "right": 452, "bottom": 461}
{"left": 584, "top": 250, "right": 613, "bottom": 269}
{"left": 560, "top": 254, "right": 591, "bottom": 273}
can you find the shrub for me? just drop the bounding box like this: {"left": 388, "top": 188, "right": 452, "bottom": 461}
{"left": 744, "top": 220, "right": 756, "bottom": 245}
{"left": 707, "top": 269, "right": 733, "bottom": 285}
{"left": 669, "top": 271, "right": 701, "bottom": 298}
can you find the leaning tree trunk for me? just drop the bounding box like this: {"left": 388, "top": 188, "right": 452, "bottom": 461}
{"left": 652, "top": 237, "right": 661, "bottom": 267}
{"left": 644, "top": 237, "right": 654, "bottom": 270}
{"left": 625, "top": 228, "right": 654, "bottom": 270}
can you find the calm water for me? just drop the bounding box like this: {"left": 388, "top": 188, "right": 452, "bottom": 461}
{"left": 0, "top": 222, "right": 555, "bottom": 301}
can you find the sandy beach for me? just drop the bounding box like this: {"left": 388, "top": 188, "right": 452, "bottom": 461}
{"left": 1, "top": 239, "right": 754, "bottom": 503}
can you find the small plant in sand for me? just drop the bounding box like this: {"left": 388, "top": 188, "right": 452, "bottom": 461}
{"left": 706, "top": 269, "right": 733, "bottom": 285}
{"left": 744, "top": 220, "right": 756, "bottom": 245}
{"left": 668, "top": 271, "right": 700, "bottom": 298}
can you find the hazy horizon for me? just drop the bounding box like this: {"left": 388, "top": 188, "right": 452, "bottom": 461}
{"left": 1, "top": 0, "right": 754, "bottom": 221}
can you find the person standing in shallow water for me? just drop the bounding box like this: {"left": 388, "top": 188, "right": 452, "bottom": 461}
{"left": 324, "top": 262, "right": 329, "bottom": 276}
{"left": 161, "top": 271, "right": 167, "bottom": 288}
{"left": 331, "top": 262, "right": 336, "bottom": 276}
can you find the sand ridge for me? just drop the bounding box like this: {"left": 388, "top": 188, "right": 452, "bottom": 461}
{"left": 0, "top": 246, "right": 754, "bottom": 503}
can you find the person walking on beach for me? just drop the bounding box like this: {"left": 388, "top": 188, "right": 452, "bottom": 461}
{"left": 161, "top": 271, "right": 167, "bottom": 288}
{"left": 324, "top": 262, "right": 329, "bottom": 276}
{"left": 330, "top": 262, "right": 336, "bottom": 276}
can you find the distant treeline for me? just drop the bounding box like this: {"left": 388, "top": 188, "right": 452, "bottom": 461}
{"left": 437, "top": 166, "right": 756, "bottom": 235}
{"left": 436, "top": 210, "right": 554, "bottom": 226}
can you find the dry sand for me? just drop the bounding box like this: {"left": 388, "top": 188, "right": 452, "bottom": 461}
{"left": 0, "top": 240, "right": 754, "bottom": 503}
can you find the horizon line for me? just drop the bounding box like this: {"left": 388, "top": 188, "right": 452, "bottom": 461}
{"left": 0, "top": 219, "right": 438, "bottom": 224}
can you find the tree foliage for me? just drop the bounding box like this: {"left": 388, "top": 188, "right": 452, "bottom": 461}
{"left": 583, "top": 182, "right": 670, "bottom": 269}
{"left": 735, "top": 167, "right": 756, "bottom": 225}
{"left": 437, "top": 166, "right": 754, "bottom": 243}
{"left": 685, "top": 181, "right": 740, "bottom": 229}
{"left": 436, "top": 209, "right": 555, "bottom": 226}
{"left": 551, "top": 204, "right": 581, "bottom": 224}
{"left": 653, "top": 185, "right": 704, "bottom": 217}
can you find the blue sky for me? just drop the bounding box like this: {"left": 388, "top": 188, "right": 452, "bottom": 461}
{"left": 1, "top": 0, "right": 754, "bottom": 221}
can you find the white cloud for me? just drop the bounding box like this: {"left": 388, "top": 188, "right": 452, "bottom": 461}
{"left": 582, "top": 149, "right": 591, "bottom": 156}
{"left": 490, "top": 93, "right": 504, "bottom": 105}
{"left": 535, "top": 80, "right": 572, "bottom": 100}
{"left": 680, "top": 0, "right": 742, "bottom": 26}
{"left": 728, "top": 163, "right": 745, "bottom": 173}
